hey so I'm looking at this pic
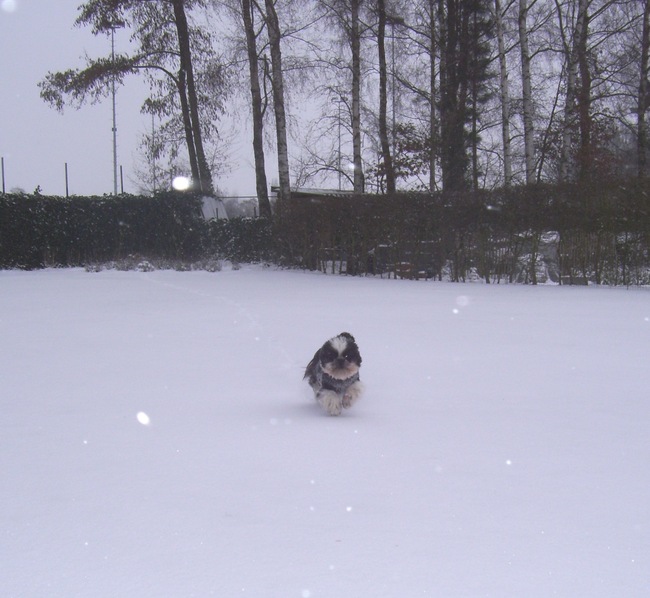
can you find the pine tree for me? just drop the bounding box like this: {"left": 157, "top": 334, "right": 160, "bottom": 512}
{"left": 438, "top": 0, "right": 494, "bottom": 191}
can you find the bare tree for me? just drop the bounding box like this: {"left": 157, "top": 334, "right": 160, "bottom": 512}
{"left": 350, "top": 0, "right": 366, "bottom": 192}
{"left": 557, "top": 0, "right": 579, "bottom": 181}
{"left": 495, "top": 0, "right": 513, "bottom": 185}
{"left": 638, "top": 0, "right": 650, "bottom": 177}
{"left": 376, "top": 0, "right": 396, "bottom": 191}
{"left": 383, "top": 0, "right": 438, "bottom": 190}
{"left": 172, "top": 0, "right": 214, "bottom": 193}
{"left": 263, "top": 0, "right": 292, "bottom": 202}
{"left": 316, "top": 0, "right": 365, "bottom": 192}
{"left": 241, "top": 0, "right": 272, "bottom": 217}
{"left": 426, "top": 0, "right": 438, "bottom": 191}
{"left": 518, "top": 0, "right": 535, "bottom": 183}
{"left": 574, "top": 0, "right": 591, "bottom": 180}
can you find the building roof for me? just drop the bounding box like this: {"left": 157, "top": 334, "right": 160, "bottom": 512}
{"left": 270, "top": 186, "right": 356, "bottom": 198}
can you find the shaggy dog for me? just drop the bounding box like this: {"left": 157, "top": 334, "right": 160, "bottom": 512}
{"left": 304, "top": 332, "right": 363, "bottom": 416}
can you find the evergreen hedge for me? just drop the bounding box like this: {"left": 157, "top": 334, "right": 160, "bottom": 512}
{"left": 0, "top": 192, "right": 208, "bottom": 269}
{"left": 275, "top": 180, "right": 650, "bottom": 285}
{"left": 2, "top": 181, "right": 649, "bottom": 284}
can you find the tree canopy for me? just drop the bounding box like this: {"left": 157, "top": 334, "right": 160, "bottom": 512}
{"left": 39, "top": 0, "right": 650, "bottom": 199}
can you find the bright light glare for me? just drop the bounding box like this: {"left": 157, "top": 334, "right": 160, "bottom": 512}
{"left": 136, "top": 411, "right": 151, "bottom": 426}
{"left": 172, "top": 176, "right": 190, "bottom": 191}
{"left": 1, "top": 0, "right": 17, "bottom": 13}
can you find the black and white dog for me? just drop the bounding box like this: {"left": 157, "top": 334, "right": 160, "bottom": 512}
{"left": 304, "top": 332, "right": 363, "bottom": 416}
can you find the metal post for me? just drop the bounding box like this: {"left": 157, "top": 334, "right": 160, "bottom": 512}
{"left": 1, "top": 157, "right": 5, "bottom": 194}
{"left": 65, "top": 162, "right": 69, "bottom": 197}
{"left": 338, "top": 99, "right": 342, "bottom": 190}
{"left": 151, "top": 112, "right": 157, "bottom": 195}
{"left": 332, "top": 97, "right": 343, "bottom": 190}
{"left": 111, "top": 26, "right": 118, "bottom": 196}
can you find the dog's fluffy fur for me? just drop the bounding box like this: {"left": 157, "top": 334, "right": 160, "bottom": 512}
{"left": 304, "top": 332, "right": 363, "bottom": 416}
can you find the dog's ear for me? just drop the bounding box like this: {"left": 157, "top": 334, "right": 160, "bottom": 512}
{"left": 304, "top": 349, "right": 321, "bottom": 379}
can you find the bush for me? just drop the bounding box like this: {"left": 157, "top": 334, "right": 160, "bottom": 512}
{"left": 204, "top": 217, "right": 274, "bottom": 264}
{"left": 2, "top": 180, "right": 649, "bottom": 285}
{"left": 274, "top": 180, "right": 650, "bottom": 285}
{"left": 0, "top": 192, "right": 204, "bottom": 269}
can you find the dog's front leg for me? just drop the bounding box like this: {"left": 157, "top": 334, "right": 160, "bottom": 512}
{"left": 317, "top": 390, "right": 343, "bottom": 416}
{"left": 342, "top": 380, "right": 363, "bottom": 409}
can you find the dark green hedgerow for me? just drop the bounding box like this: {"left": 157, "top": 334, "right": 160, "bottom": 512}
{"left": 2, "top": 181, "right": 649, "bottom": 284}
{"left": 0, "top": 192, "right": 205, "bottom": 269}
{"left": 274, "top": 180, "right": 650, "bottom": 285}
{"left": 204, "top": 217, "right": 274, "bottom": 264}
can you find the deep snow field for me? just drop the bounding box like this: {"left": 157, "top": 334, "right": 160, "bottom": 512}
{"left": 1, "top": 266, "right": 649, "bottom": 597}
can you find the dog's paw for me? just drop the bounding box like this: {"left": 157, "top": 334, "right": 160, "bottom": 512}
{"left": 317, "top": 390, "right": 343, "bottom": 416}
{"left": 342, "top": 380, "right": 363, "bottom": 409}
{"left": 328, "top": 403, "right": 342, "bottom": 416}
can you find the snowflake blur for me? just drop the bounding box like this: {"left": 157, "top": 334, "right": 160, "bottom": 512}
{"left": 1, "top": 0, "right": 17, "bottom": 13}
{"left": 136, "top": 411, "right": 151, "bottom": 426}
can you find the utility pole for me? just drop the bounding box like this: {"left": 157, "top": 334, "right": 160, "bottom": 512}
{"left": 151, "top": 112, "right": 157, "bottom": 194}
{"left": 110, "top": 23, "right": 121, "bottom": 195}
{"left": 338, "top": 100, "right": 342, "bottom": 190}
{"left": 332, "top": 97, "right": 343, "bottom": 190}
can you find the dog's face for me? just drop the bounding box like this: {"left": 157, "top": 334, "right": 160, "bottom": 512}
{"left": 318, "top": 332, "right": 362, "bottom": 380}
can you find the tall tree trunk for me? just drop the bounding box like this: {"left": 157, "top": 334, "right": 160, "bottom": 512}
{"left": 439, "top": 0, "right": 470, "bottom": 192}
{"left": 558, "top": 0, "right": 583, "bottom": 183}
{"left": 176, "top": 68, "right": 200, "bottom": 186}
{"left": 495, "top": 0, "right": 511, "bottom": 186}
{"left": 519, "top": 0, "right": 535, "bottom": 184}
{"left": 264, "top": 0, "right": 291, "bottom": 203}
{"left": 242, "top": 0, "right": 272, "bottom": 218}
{"left": 172, "top": 0, "right": 214, "bottom": 194}
{"left": 428, "top": 0, "right": 437, "bottom": 192}
{"left": 377, "top": 0, "right": 395, "bottom": 192}
{"left": 575, "top": 0, "right": 591, "bottom": 180}
{"left": 351, "top": 0, "right": 365, "bottom": 193}
{"left": 438, "top": 0, "right": 452, "bottom": 190}
{"left": 639, "top": 0, "right": 650, "bottom": 178}
{"left": 470, "top": 10, "right": 480, "bottom": 191}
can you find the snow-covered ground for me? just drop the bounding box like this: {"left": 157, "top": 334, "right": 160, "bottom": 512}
{"left": 1, "top": 267, "right": 649, "bottom": 597}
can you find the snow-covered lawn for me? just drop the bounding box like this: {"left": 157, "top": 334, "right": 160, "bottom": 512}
{"left": 1, "top": 267, "right": 649, "bottom": 597}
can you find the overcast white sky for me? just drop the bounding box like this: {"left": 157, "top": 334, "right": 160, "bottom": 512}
{"left": 0, "top": 0, "right": 256, "bottom": 197}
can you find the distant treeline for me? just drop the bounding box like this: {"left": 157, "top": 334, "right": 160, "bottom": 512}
{"left": 1, "top": 182, "right": 649, "bottom": 285}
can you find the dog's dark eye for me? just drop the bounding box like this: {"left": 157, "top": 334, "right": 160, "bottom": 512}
{"left": 321, "top": 347, "right": 337, "bottom": 362}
